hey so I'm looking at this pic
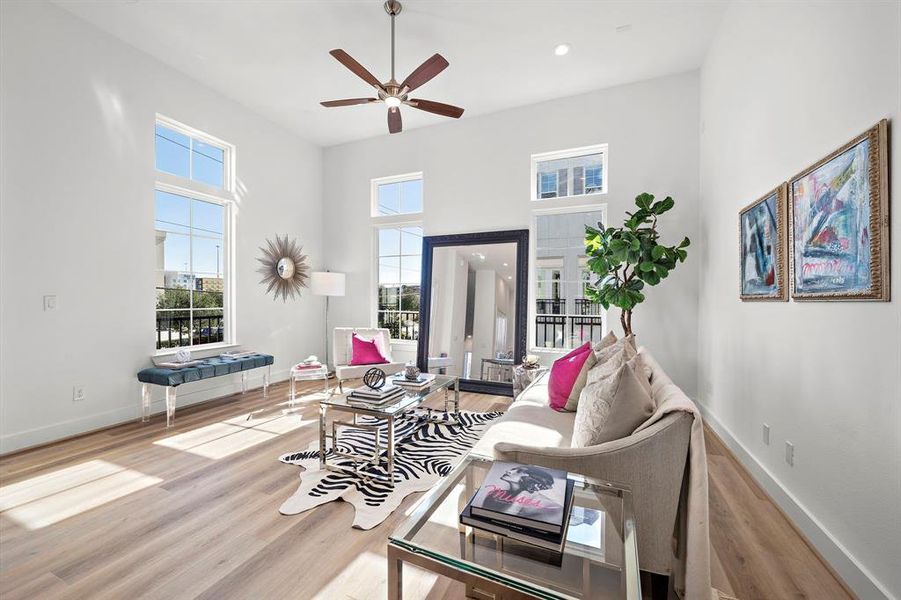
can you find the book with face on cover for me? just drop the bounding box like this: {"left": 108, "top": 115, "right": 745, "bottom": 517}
{"left": 469, "top": 461, "right": 570, "bottom": 533}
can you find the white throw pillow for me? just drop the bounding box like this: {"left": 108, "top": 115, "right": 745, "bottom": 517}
{"left": 572, "top": 354, "right": 655, "bottom": 448}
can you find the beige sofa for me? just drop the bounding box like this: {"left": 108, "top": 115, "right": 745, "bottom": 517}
{"left": 472, "top": 349, "right": 693, "bottom": 579}
{"left": 332, "top": 327, "right": 406, "bottom": 392}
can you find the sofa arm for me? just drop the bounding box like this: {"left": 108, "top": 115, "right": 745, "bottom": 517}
{"left": 493, "top": 411, "right": 693, "bottom": 575}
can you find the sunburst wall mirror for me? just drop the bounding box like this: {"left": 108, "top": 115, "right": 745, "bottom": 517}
{"left": 257, "top": 235, "right": 310, "bottom": 301}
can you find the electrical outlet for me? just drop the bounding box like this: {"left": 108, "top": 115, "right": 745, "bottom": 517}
{"left": 785, "top": 441, "right": 794, "bottom": 466}
{"left": 73, "top": 385, "right": 86, "bottom": 402}
{"left": 43, "top": 295, "right": 58, "bottom": 311}
{"left": 762, "top": 423, "right": 770, "bottom": 446}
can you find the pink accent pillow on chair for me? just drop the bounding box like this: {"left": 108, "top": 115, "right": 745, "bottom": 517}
{"left": 349, "top": 333, "right": 388, "bottom": 366}
{"left": 548, "top": 342, "right": 597, "bottom": 412}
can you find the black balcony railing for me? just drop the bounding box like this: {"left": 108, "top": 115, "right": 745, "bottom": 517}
{"left": 535, "top": 298, "right": 604, "bottom": 349}
{"left": 156, "top": 314, "right": 224, "bottom": 349}
{"left": 378, "top": 310, "right": 419, "bottom": 341}
{"left": 536, "top": 298, "right": 566, "bottom": 315}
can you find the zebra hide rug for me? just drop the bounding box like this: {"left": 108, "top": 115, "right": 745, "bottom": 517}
{"left": 278, "top": 409, "right": 502, "bottom": 529}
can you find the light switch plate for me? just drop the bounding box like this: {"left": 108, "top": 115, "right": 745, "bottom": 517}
{"left": 43, "top": 295, "right": 58, "bottom": 311}
{"left": 762, "top": 423, "right": 770, "bottom": 445}
{"left": 73, "top": 385, "right": 86, "bottom": 402}
{"left": 785, "top": 441, "right": 794, "bottom": 466}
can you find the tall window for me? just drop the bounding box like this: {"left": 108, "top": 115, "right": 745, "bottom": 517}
{"left": 377, "top": 226, "right": 422, "bottom": 341}
{"left": 154, "top": 116, "right": 233, "bottom": 350}
{"left": 532, "top": 145, "right": 608, "bottom": 201}
{"left": 372, "top": 172, "right": 423, "bottom": 341}
{"left": 533, "top": 208, "right": 606, "bottom": 350}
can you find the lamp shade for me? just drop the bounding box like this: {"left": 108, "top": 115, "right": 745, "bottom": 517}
{"left": 311, "top": 271, "right": 346, "bottom": 297}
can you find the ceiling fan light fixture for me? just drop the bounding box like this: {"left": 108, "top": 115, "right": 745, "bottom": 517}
{"left": 554, "top": 43, "right": 571, "bottom": 56}
{"left": 385, "top": 96, "right": 402, "bottom": 108}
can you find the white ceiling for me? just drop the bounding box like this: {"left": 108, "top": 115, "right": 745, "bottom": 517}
{"left": 54, "top": 0, "right": 727, "bottom": 147}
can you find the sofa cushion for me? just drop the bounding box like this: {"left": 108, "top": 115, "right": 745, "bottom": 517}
{"left": 548, "top": 342, "right": 596, "bottom": 412}
{"left": 571, "top": 354, "right": 655, "bottom": 448}
{"left": 472, "top": 372, "right": 574, "bottom": 457}
{"left": 349, "top": 333, "right": 388, "bottom": 366}
{"left": 588, "top": 338, "right": 638, "bottom": 385}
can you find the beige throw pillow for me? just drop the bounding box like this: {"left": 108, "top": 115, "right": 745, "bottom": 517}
{"left": 592, "top": 331, "right": 617, "bottom": 354}
{"left": 587, "top": 334, "right": 637, "bottom": 384}
{"left": 572, "top": 354, "right": 655, "bottom": 448}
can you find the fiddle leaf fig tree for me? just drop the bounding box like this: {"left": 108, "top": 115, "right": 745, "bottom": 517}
{"left": 584, "top": 192, "right": 690, "bottom": 337}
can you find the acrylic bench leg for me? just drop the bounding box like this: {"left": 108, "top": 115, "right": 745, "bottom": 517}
{"left": 165, "top": 386, "right": 177, "bottom": 427}
{"left": 241, "top": 371, "right": 248, "bottom": 394}
{"left": 141, "top": 383, "right": 151, "bottom": 422}
{"left": 263, "top": 365, "right": 270, "bottom": 398}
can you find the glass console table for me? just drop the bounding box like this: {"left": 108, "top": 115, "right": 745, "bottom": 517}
{"left": 388, "top": 454, "right": 641, "bottom": 599}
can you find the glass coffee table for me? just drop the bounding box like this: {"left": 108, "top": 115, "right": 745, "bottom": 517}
{"left": 318, "top": 375, "right": 459, "bottom": 480}
{"left": 388, "top": 454, "right": 641, "bottom": 599}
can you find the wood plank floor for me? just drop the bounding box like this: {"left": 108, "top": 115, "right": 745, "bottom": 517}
{"left": 0, "top": 380, "right": 852, "bottom": 600}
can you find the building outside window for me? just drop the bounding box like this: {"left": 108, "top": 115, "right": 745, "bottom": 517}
{"left": 154, "top": 116, "right": 233, "bottom": 350}
{"left": 533, "top": 208, "right": 606, "bottom": 350}
{"left": 377, "top": 226, "right": 422, "bottom": 341}
{"left": 532, "top": 145, "right": 607, "bottom": 201}
{"left": 372, "top": 172, "right": 423, "bottom": 341}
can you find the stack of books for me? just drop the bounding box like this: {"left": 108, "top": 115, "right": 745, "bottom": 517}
{"left": 347, "top": 384, "right": 405, "bottom": 405}
{"left": 460, "top": 461, "right": 575, "bottom": 552}
{"left": 293, "top": 360, "right": 323, "bottom": 372}
{"left": 391, "top": 373, "right": 436, "bottom": 390}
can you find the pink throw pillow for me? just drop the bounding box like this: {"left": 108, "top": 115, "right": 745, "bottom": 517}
{"left": 548, "top": 342, "right": 597, "bottom": 412}
{"left": 349, "top": 333, "right": 388, "bottom": 366}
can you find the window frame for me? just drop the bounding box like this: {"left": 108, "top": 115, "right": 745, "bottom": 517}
{"left": 530, "top": 144, "right": 608, "bottom": 203}
{"left": 372, "top": 223, "right": 423, "bottom": 345}
{"left": 154, "top": 114, "right": 237, "bottom": 355}
{"left": 370, "top": 171, "right": 424, "bottom": 220}
{"left": 529, "top": 203, "right": 608, "bottom": 354}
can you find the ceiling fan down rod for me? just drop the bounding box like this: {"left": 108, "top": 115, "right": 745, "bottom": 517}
{"left": 385, "top": 0, "right": 402, "bottom": 83}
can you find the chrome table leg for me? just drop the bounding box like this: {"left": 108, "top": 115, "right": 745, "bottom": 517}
{"left": 141, "top": 383, "right": 151, "bottom": 422}
{"left": 263, "top": 365, "right": 271, "bottom": 398}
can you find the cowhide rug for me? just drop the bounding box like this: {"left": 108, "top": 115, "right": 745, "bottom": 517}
{"left": 278, "top": 409, "right": 502, "bottom": 529}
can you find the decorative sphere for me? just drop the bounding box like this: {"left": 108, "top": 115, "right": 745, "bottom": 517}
{"left": 277, "top": 257, "right": 296, "bottom": 279}
{"left": 362, "top": 367, "right": 387, "bottom": 390}
{"left": 175, "top": 349, "right": 191, "bottom": 363}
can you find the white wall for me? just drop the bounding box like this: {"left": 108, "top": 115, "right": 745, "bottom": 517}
{"left": 322, "top": 72, "right": 701, "bottom": 396}
{"left": 0, "top": 1, "right": 324, "bottom": 452}
{"left": 698, "top": 2, "right": 901, "bottom": 598}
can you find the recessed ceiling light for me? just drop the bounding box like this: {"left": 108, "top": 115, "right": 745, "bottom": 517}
{"left": 502, "top": 262, "right": 509, "bottom": 267}
{"left": 615, "top": 24, "right": 632, "bottom": 33}
{"left": 554, "top": 43, "right": 570, "bottom": 57}
{"left": 507, "top": 276, "right": 512, "bottom": 280}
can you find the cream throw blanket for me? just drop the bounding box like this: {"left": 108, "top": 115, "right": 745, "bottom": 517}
{"left": 634, "top": 380, "right": 713, "bottom": 600}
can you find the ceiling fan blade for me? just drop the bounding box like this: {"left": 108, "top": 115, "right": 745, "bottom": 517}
{"left": 388, "top": 107, "right": 402, "bottom": 134}
{"left": 320, "top": 98, "right": 379, "bottom": 107}
{"left": 400, "top": 53, "right": 449, "bottom": 93}
{"left": 329, "top": 49, "right": 385, "bottom": 90}
{"left": 408, "top": 99, "right": 464, "bottom": 119}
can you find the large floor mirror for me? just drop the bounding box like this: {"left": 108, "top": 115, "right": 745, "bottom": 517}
{"left": 417, "top": 230, "right": 528, "bottom": 396}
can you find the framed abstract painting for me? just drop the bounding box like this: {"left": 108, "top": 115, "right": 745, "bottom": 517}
{"left": 789, "top": 120, "right": 890, "bottom": 301}
{"left": 740, "top": 185, "right": 788, "bottom": 300}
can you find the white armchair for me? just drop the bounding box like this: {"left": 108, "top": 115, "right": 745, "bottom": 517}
{"left": 332, "top": 327, "right": 406, "bottom": 392}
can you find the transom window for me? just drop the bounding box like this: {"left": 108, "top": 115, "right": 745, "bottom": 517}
{"left": 532, "top": 145, "right": 608, "bottom": 201}
{"left": 154, "top": 116, "right": 234, "bottom": 351}
{"left": 377, "top": 226, "right": 422, "bottom": 341}
{"left": 155, "top": 123, "right": 227, "bottom": 189}
{"left": 533, "top": 208, "right": 606, "bottom": 350}
{"left": 372, "top": 172, "right": 423, "bottom": 216}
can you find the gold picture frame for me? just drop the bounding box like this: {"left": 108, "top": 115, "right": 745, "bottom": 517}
{"left": 740, "top": 184, "right": 788, "bottom": 301}
{"left": 789, "top": 120, "right": 890, "bottom": 301}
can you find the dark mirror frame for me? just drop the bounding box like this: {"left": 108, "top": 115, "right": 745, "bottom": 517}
{"left": 417, "top": 229, "right": 529, "bottom": 397}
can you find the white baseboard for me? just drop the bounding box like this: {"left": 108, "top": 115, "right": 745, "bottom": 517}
{"left": 698, "top": 403, "right": 895, "bottom": 600}
{"left": 0, "top": 369, "right": 292, "bottom": 454}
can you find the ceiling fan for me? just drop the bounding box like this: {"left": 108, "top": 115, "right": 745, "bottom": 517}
{"left": 320, "top": 0, "right": 464, "bottom": 134}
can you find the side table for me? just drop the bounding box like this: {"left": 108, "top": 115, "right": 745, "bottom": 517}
{"left": 512, "top": 365, "right": 548, "bottom": 398}
{"left": 289, "top": 366, "right": 329, "bottom": 406}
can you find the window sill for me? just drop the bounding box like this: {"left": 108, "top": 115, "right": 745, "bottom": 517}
{"left": 154, "top": 342, "right": 241, "bottom": 360}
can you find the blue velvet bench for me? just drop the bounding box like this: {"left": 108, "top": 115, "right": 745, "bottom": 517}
{"left": 137, "top": 353, "right": 274, "bottom": 426}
